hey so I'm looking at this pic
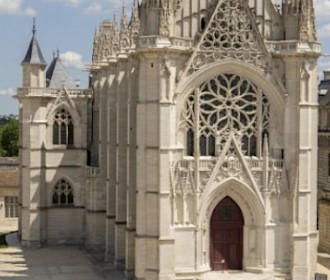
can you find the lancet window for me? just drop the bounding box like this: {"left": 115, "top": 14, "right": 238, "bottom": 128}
{"left": 184, "top": 73, "right": 270, "bottom": 157}
{"left": 52, "top": 179, "right": 74, "bottom": 206}
{"left": 53, "top": 109, "right": 74, "bottom": 145}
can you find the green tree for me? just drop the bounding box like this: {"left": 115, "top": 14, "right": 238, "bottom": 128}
{"left": 0, "top": 119, "right": 19, "bottom": 157}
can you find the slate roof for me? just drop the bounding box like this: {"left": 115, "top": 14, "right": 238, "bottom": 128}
{"left": 21, "top": 35, "right": 47, "bottom": 66}
{"left": 319, "top": 74, "right": 330, "bottom": 106}
{"left": 46, "top": 56, "right": 76, "bottom": 89}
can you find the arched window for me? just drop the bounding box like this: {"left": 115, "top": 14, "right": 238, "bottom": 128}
{"left": 52, "top": 179, "right": 74, "bottom": 206}
{"left": 184, "top": 74, "right": 270, "bottom": 157}
{"left": 53, "top": 109, "right": 74, "bottom": 145}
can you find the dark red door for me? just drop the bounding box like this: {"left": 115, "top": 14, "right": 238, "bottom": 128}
{"left": 210, "top": 197, "right": 244, "bottom": 270}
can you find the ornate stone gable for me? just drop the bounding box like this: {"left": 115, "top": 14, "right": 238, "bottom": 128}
{"left": 181, "top": 0, "right": 272, "bottom": 77}
{"left": 205, "top": 134, "right": 264, "bottom": 204}
{"left": 46, "top": 88, "right": 81, "bottom": 121}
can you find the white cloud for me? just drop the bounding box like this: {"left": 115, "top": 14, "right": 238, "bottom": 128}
{"left": 0, "top": 0, "right": 37, "bottom": 16}
{"left": 60, "top": 51, "right": 85, "bottom": 70}
{"left": 24, "top": 7, "right": 37, "bottom": 16}
{"left": 84, "top": 2, "right": 103, "bottom": 15}
{"left": 0, "top": 88, "right": 15, "bottom": 96}
{"left": 319, "top": 58, "right": 330, "bottom": 70}
{"left": 315, "top": 0, "right": 330, "bottom": 18}
{"left": 44, "top": 0, "right": 81, "bottom": 7}
{"left": 43, "top": 0, "right": 128, "bottom": 15}
{"left": 318, "top": 23, "right": 330, "bottom": 38}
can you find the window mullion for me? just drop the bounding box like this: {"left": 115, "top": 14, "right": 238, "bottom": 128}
{"left": 256, "top": 89, "right": 263, "bottom": 157}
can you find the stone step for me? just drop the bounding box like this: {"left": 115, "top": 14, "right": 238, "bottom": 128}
{"left": 201, "top": 271, "right": 275, "bottom": 280}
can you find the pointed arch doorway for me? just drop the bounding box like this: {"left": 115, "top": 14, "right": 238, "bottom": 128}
{"left": 210, "top": 196, "right": 244, "bottom": 270}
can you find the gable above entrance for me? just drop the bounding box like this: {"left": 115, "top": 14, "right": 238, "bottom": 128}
{"left": 178, "top": 0, "right": 286, "bottom": 95}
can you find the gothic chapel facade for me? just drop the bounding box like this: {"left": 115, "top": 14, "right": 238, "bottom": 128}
{"left": 17, "top": 0, "right": 321, "bottom": 279}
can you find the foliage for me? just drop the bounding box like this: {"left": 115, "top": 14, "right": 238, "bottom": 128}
{"left": 0, "top": 119, "right": 19, "bottom": 157}
{"left": 0, "top": 234, "right": 8, "bottom": 248}
{"left": 0, "top": 115, "right": 17, "bottom": 128}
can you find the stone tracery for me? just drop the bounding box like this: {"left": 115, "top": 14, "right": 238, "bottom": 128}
{"left": 184, "top": 0, "right": 268, "bottom": 76}
{"left": 184, "top": 73, "right": 270, "bottom": 157}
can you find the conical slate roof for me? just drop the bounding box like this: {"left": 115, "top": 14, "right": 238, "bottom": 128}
{"left": 46, "top": 54, "right": 76, "bottom": 89}
{"left": 21, "top": 25, "right": 47, "bottom": 66}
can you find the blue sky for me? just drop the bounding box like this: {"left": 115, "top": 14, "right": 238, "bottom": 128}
{"left": 0, "top": 0, "right": 329, "bottom": 115}
{"left": 0, "top": 0, "right": 132, "bottom": 115}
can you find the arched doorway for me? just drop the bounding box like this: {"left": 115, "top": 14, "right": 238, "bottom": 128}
{"left": 210, "top": 196, "right": 244, "bottom": 270}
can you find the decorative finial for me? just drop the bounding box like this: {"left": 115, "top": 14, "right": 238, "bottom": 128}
{"left": 121, "top": 0, "right": 127, "bottom": 28}
{"left": 113, "top": 13, "right": 118, "bottom": 25}
{"left": 32, "top": 17, "right": 36, "bottom": 36}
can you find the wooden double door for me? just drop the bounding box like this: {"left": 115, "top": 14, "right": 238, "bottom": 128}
{"left": 210, "top": 197, "right": 244, "bottom": 270}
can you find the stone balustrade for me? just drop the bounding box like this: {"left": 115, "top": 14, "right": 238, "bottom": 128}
{"left": 138, "top": 36, "right": 193, "bottom": 49}
{"left": 266, "top": 40, "right": 321, "bottom": 56}
{"left": 16, "top": 87, "right": 92, "bottom": 97}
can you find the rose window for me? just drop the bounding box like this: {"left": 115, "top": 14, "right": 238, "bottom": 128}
{"left": 185, "top": 73, "right": 269, "bottom": 157}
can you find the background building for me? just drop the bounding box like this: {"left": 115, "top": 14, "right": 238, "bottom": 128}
{"left": 318, "top": 69, "right": 330, "bottom": 254}
{"left": 0, "top": 157, "right": 19, "bottom": 232}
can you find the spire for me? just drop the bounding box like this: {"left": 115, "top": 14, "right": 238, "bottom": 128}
{"left": 120, "top": 1, "right": 130, "bottom": 49}
{"left": 32, "top": 17, "right": 36, "bottom": 36}
{"left": 131, "top": 0, "right": 140, "bottom": 25}
{"left": 283, "top": 0, "right": 318, "bottom": 42}
{"left": 298, "top": 0, "right": 318, "bottom": 42}
{"left": 113, "top": 13, "right": 119, "bottom": 32}
{"left": 121, "top": 1, "right": 127, "bottom": 29}
{"left": 21, "top": 18, "right": 47, "bottom": 66}
{"left": 130, "top": 0, "right": 141, "bottom": 44}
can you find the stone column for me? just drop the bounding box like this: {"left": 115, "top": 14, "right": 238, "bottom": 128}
{"left": 115, "top": 54, "right": 129, "bottom": 269}
{"left": 158, "top": 53, "right": 176, "bottom": 280}
{"left": 106, "top": 60, "right": 118, "bottom": 262}
{"left": 135, "top": 53, "right": 160, "bottom": 280}
{"left": 20, "top": 99, "right": 47, "bottom": 247}
{"left": 284, "top": 55, "right": 319, "bottom": 280}
{"left": 126, "top": 56, "right": 138, "bottom": 276}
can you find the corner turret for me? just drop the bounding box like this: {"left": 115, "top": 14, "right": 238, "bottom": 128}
{"left": 21, "top": 19, "right": 47, "bottom": 88}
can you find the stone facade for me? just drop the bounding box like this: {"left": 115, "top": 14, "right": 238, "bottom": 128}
{"left": 17, "top": 0, "right": 321, "bottom": 279}
{"left": 0, "top": 157, "right": 19, "bottom": 231}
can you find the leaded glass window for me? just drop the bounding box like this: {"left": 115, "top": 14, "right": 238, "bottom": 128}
{"left": 184, "top": 74, "right": 270, "bottom": 157}
{"left": 53, "top": 109, "right": 74, "bottom": 145}
{"left": 52, "top": 179, "right": 74, "bottom": 206}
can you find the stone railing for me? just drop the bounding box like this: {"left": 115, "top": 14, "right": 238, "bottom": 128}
{"left": 138, "top": 36, "right": 193, "bottom": 49}
{"left": 86, "top": 166, "right": 100, "bottom": 178}
{"left": 265, "top": 40, "right": 321, "bottom": 56}
{"left": 16, "top": 87, "right": 93, "bottom": 98}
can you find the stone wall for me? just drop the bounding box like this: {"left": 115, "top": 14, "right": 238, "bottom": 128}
{"left": 319, "top": 200, "right": 330, "bottom": 253}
